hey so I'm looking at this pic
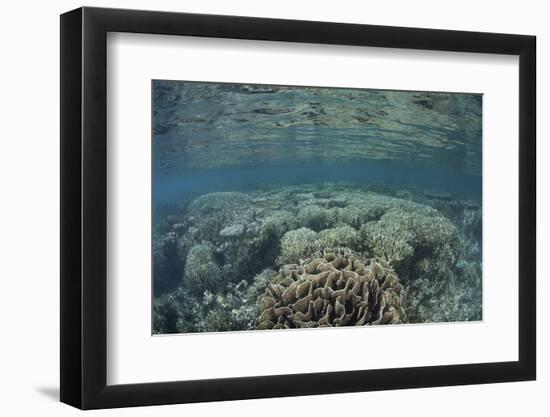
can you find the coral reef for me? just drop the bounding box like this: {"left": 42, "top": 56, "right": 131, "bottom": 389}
{"left": 356, "top": 203, "right": 469, "bottom": 322}
{"left": 406, "top": 261, "right": 482, "bottom": 323}
{"left": 153, "top": 183, "right": 481, "bottom": 333}
{"left": 153, "top": 287, "right": 202, "bottom": 334}
{"left": 459, "top": 205, "right": 482, "bottom": 261}
{"left": 277, "top": 226, "right": 361, "bottom": 265}
{"left": 258, "top": 210, "right": 298, "bottom": 239}
{"left": 317, "top": 226, "right": 359, "bottom": 251}
{"left": 199, "top": 268, "right": 277, "bottom": 332}
{"left": 277, "top": 227, "right": 319, "bottom": 264}
{"left": 153, "top": 231, "right": 182, "bottom": 296}
{"left": 359, "top": 222, "right": 413, "bottom": 265}
{"left": 296, "top": 204, "right": 334, "bottom": 231}
{"left": 154, "top": 268, "right": 277, "bottom": 334}
{"left": 360, "top": 205, "right": 462, "bottom": 280}
{"left": 257, "top": 250, "right": 407, "bottom": 329}
{"left": 153, "top": 294, "right": 179, "bottom": 334}
{"left": 219, "top": 224, "right": 245, "bottom": 238}
{"left": 183, "top": 242, "right": 222, "bottom": 295}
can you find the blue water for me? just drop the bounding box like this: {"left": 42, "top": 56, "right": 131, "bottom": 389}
{"left": 152, "top": 80, "right": 482, "bottom": 217}
{"left": 153, "top": 162, "right": 481, "bottom": 209}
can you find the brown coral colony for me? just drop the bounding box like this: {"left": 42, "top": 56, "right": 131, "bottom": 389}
{"left": 257, "top": 250, "right": 407, "bottom": 330}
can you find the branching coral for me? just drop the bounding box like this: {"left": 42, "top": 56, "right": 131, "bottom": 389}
{"left": 186, "top": 192, "right": 254, "bottom": 241}
{"left": 277, "top": 227, "right": 319, "bottom": 264}
{"left": 296, "top": 204, "right": 335, "bottom": 231}
{"left": 278, "top": 226, "right": 361, "bottom": 265}
{"left": 406, "top": 262, "right": 482, "bottom": 323}
{"left": 183, "top": 242, "right": 222, "bottom": 294}
{"left": 359, "top": 206, "right": 462, "bottom": 280}
{"left": 199, "top": 269, "right": 277, "bottom": 332}
{"left": 359, "top": 222, "right": 413, "bottom": 265}
{"left": 153, "top": 295, "right": 179, "bottom": 334}
{"left": 316, "top": 226, "right": 359, "bottom": 251}
{"left": 153, "top": 287, "right": 202, "bottom": 334}
{"left": 259, "top": 210, "right": 298, "bottom": 239}
{"left": 257, "top": 250, "right": 407, "bottom": 329}
{"left": 458, "top": 206, "right": 482, "bottom": 261}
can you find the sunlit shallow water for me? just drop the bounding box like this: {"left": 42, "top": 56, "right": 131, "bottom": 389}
{"left": 151, "top": 81, "right": 482, "bottom": 334}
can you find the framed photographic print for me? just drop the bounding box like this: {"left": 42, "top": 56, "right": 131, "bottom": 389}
{"left": 60, "top": 6, "right": 536, "bottom": 409}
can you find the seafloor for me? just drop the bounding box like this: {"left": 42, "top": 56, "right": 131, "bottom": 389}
{"left": 153, "top": 182, "right": 482, "bottom": 334}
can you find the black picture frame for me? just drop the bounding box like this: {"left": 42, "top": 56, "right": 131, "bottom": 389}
{"left": 60, "top": 6, "right": 536, "bottom": 410}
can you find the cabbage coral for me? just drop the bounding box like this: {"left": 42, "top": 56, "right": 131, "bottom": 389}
{"left": 257, "top": 250, "right": 407, "bottom": 329}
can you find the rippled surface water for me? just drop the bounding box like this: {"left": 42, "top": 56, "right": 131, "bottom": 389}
{"left": 152, "top": 80, "right": 482, "bottom": 213}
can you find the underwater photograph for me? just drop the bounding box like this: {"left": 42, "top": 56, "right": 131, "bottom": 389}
{"left": 152, "top": 80, "right": 482, "bottom": 334}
